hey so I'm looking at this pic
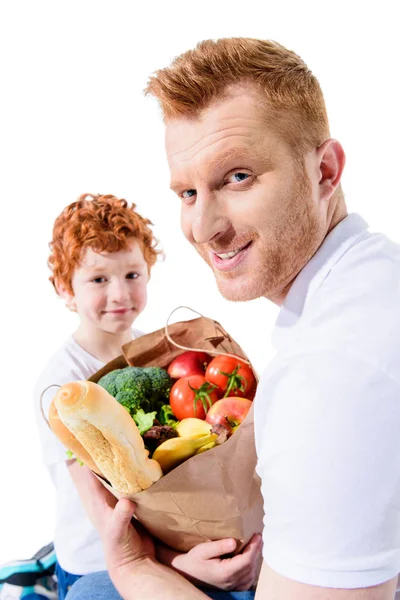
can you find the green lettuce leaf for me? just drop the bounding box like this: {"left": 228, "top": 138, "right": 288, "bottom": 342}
{"left": 158, "top": 404, "right": 178, "bottom": 428}
{"left": 133, "top": 409, "right": 157, "bottom": 434}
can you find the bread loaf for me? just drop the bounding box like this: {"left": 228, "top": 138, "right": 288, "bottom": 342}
{"left": 49, "top": 399, "right": 103, "bottom": 476}
{"left": 52, "top": 380, "right": 163, "bottom": 494}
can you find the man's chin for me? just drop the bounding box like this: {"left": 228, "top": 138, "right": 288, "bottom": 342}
{"left": 215, "top": 275, "right": 265, "bottom": 302}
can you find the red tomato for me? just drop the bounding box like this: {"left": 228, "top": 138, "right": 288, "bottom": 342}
{"left": 169, "top": 375, "right": 219, "bottom": 421}
{"left": 205, "top": 355, "right": 256, "bottom": 399}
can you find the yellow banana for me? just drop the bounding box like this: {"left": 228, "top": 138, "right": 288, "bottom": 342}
{"left": 195, "top": 441, "right": 216, "bottom": 455}
{"left": 152, "top": 433, "right": 217, "bottom": 474}
{"left": 175, "top": 418, "right": 212, "bottom": 438}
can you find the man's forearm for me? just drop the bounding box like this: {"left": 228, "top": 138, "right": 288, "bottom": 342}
{"left": 110, "top": 557, "right": 209, "bottom": 600}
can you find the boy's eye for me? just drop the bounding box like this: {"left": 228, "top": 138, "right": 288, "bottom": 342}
{"left": 93, "top": 277, "right": 106, "bottom": 284}
{"left": 227, "top": 172, "right": 250, "bottom": 183}
{"left": 126, "top": 272, "right": 139, "bottom": 280}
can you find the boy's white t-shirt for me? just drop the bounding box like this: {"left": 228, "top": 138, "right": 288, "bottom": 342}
{"left": 34, "top": 330, "right": 143, "bottom": 575}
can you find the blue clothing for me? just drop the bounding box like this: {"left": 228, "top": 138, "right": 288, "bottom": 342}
{"left": 56, "top": 563, "right": 81, "bottom": 600}
{"left": 65, "top": 570, "right": 255, "bottom": 600}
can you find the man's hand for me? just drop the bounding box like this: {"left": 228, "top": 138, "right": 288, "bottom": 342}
{"left": 75, "top": 468, "right": 154, "bottom": 575}
{"left": 157, "top": 533, "right": 262, "bottom": 591}
{"left": 76, "top": 469, "right": 209, "bottom": 600}
{"left": 101, "top": 497, "right": 155, "bottom": 573}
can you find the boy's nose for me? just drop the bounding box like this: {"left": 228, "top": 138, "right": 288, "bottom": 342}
{"left": 109, "top": 280, "right": 130, "bottom": 304}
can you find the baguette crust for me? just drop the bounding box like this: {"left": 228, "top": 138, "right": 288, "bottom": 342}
{"left": 49, "top": 399, "right": 103, "bottom": 476}
{"left": 53, "top": 381, "right": 163, "bottom": 494}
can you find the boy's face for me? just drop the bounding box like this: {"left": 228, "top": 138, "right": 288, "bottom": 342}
{"left": 67, "top": 239, "right": 149, "bottom": 335}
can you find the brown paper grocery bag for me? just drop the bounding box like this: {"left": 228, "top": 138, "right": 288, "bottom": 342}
{"left": 89, "top": 312, "right": 264, "bottom": 553}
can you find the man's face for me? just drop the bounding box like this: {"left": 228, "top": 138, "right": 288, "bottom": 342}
{"left": 68, "top": 239, "right": 149, "bottom": 334}
{"left": 166, "top": 86, "right": 325, "bottom": 303}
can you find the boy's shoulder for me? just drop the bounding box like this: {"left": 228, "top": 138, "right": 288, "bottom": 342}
{"left": 35, "top": 337, "right": 103, "bottom": 396}
{"left": 35, "top": 328, "right": 145, "bottom": 399}
{"left": 132, "top": 327, "right": 146, "bottom": 340}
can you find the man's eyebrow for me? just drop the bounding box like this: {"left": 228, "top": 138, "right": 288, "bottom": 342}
{"left": 170, "top": 180, "right": 187, "bottom": 193}
{"left": 207, "top": 147, "right": 257, "bottom": 172}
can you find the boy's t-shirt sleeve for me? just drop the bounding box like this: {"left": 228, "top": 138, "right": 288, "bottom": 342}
{"left": 256, "top": 349, "right": 400, "bottom": 589}
{"left": 132, "top": 327, "right": 146, "bottom": 339}
{"left": 34, "top": 329, "right": 145, "bottom": 467}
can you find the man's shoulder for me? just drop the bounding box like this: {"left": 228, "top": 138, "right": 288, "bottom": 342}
{"left": 301, "top": 231, "right": 400, "bottom": 377}
{"left": 323, "top": 229, "right": 400, "bottom": 302}
{"left": 333, "top": 228, "right": 400, "bottom": 283}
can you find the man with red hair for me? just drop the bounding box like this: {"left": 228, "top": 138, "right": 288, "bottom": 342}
{"left": 68, "top": 39, "right": 400, "bottom": 600}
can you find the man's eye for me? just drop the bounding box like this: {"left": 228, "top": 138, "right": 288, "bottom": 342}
{"left": 182, "top": 189, "right": 196, "bottom": 199}
{"left": 126, "top": 273, "right": 139, "bottom": 280}
{"left": 93, "top": 277, "right": 106, "bottom": 284}
{"left": 228, "top": 172, "right": 250, "bottom": 183}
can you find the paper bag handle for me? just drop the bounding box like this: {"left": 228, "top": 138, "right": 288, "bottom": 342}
{"left": 165, "top": 306, "right": 251, "bottom": 366}
{"left": 40, "top": 384, "right": 61, "bottom": 432}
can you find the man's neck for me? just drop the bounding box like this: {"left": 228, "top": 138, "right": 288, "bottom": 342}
{"left": 269, "top": 198, "right": 348, "bottom": 306}
{"left": 73, "top": 323, "right": 135, "bottom": 364}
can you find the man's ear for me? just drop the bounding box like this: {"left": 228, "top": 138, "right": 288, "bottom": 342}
{"left": 56, "top": 280, "right": 77, "bottom": 312}
{"left": 317, "top": 139, "right": 346, "bottom": 202}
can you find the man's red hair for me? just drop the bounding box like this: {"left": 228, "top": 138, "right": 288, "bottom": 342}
{"left": 145, "top": 37, "right": 330, "bottom": 155}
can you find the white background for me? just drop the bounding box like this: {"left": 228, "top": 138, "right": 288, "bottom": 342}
{"left": 0, "top": 0, "right": 399, "bottom": 564}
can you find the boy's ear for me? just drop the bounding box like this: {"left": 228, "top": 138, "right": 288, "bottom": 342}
{"left": 56, "top": 280, "right": 77, "bottom": 312}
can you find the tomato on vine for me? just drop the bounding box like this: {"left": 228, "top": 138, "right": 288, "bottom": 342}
{"left": 205, "top": 355, "right": 256, "bottom": 399}
{"left": 169, "top": 375, "right": 219, "bottom": 421}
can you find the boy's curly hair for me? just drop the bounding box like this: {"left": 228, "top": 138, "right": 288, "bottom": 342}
{"left": 48, "top": 193, "right": 162, "bottom": 295}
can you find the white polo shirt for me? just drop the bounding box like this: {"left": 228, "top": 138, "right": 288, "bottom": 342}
{"left": 255, "top": 214, "right": 400, "bottom": 590}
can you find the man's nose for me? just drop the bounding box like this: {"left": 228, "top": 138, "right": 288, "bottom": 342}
{"left": 187, "top": 192, "right": 231, "bottom": 244}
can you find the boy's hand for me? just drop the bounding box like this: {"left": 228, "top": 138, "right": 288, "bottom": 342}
{"left": 157, "top": 534, "right": 262, "bottom": 591}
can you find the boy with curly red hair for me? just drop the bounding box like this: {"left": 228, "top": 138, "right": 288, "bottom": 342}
{"left": 34, "top": 194, "right": 261, "bottom": 600}
{"left": 35, "top": 193, "right": 160, "bottom": 597}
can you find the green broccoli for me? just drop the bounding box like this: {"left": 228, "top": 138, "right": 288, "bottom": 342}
{"left": 113, "top": 367, "right": 152, "bottom": 416}
{"left": 98, "top": 365, "right": 174, "bottom": 425}
{"left": 143, "top": 367, "right": 173, "bottom": 406}
{"left": 114, "top": 367, "right": 148, "bottom": 390}
{"left": 97, "top": 369, "right": 122, "bottom": 396}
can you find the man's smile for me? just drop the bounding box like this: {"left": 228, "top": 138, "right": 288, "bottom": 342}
{"left": 211, "top": 240, "right": 253, "bottom": 271}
